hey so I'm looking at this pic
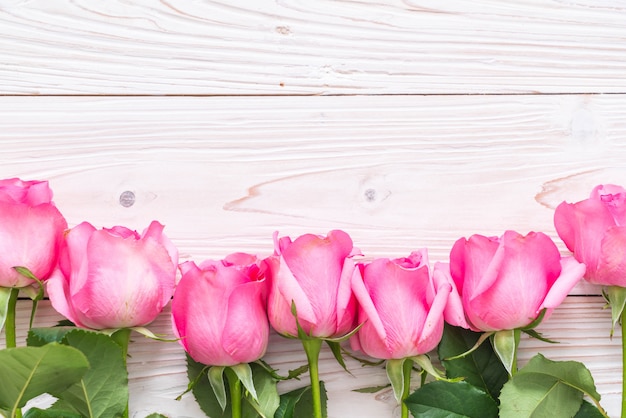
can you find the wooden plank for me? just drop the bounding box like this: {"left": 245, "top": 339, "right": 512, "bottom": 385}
{"left": 1, "top": 95, "right": 625, "bottom": 294}
{"left": 1, "top": 297, "right": 620, "bottom": 417}
{"left": 1, "top": 0, "right": 626, "bottom": 95}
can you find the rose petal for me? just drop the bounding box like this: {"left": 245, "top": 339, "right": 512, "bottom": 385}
{"left": 222, "top": 280, "right": 269, "bottom": 364}
{"left": 540, "top": 256, "right": 585, "bottom": 311}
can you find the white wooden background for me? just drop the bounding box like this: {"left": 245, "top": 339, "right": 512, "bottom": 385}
{"left": 1, "top": 1, "right": 625, "bottom": 417}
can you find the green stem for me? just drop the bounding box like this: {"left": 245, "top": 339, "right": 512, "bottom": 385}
{"left": 5, "top": 288, "right": 22, "bottom": 418}
{"left": 111, "top": 328, "right": 132, "bottom": 418}
{"left": 400, "top": 359, "right": 413, "bottom": 418}
{"left": 225, "top": 368, "right": 242, "bottom": 418}
{"left": 622, "top": 309, "right": 626, "bottom": 418}
{"left": 5, "top": 288, "right": 19, "bottom": 349}
{"left": 301, "top": 338, "right": 324, "bottom": 418}
{"left": 511, "top": 328, "right": 521, "bottom": 377}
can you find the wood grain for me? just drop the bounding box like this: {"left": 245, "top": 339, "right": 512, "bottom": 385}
{"left": 1, "top": 94, "right": 625, "bottom": 415}
{"left": 1, "top": 0, "right": 626, "bottom": 95}
{"left": 1, "top": 95, "right": 624, "bottom": 293}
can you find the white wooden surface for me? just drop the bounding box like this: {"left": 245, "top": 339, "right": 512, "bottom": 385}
{"left": 2, "top": 0, "right": 626, "bottom": 95}
{"left": 1, "top": 1, "right": 625, "bottom": 417}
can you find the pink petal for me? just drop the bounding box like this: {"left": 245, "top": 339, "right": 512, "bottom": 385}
{"left": 554, "top": 199, "right": 616, "bottom": 273}
{"left": 468, "top": 235, "right": 505, "bottom": 302}
{"left": 172, "top": 265, "right": 231, "bottom": 365}
{"left": 142, "top": 221, "right": 179, "bottom": 268}
{"left": 64, "top": 222, "right": 97, "bottom": 297}
{"left": 46, "top": 268, "right": 86, "bottom": 328}
{"left": 595, "top": 226, "right": 626, "bottom": 286}
{"left": 222, "top": 280, "right": 269, "bottom": 364}
{"left": 467, "top": 231, "right": 561, "bottom": 330}
{"left": 179, "top": 260, "right": 200, "bottom": 277}
{"left": 591, "top": 184, "right": 626, "bottom": 226}
{"left": 74, "top": 227, "right": 175, "bottom": 328}
{"left": 438, "top": 262, "right": 473, "bottom": 330}
{"left": 335, "top": 257, "right": 356, "bottom": 331}
{"left": 417, "top": 273, "right": 451, "bottom": 352}
{"left": 351, "top": 264, "right": 386, "bottom": 341}
{"left": 540, "top": 256, "right": 585, "bottom": 310}
{"left": 265, "top": 256, "right": 299, "bottom": 336}
{"left": 275, "top": 254, "right": 316, "bottom": 324}
{"left": 0, "top": 203, "right": 66, "bottom": 287}
{"left": 361, "top": 257, "right": 431, "bottom": 356}
{"left": 280, "top": 231, "right": 353, "bottom": 327}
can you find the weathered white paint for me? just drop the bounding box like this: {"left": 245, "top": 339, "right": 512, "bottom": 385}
{"left": 1, "top": 0, "right": 626, "bottom": 95}
{"left": 0, "top": 95, "right": 624, "bottom": 416}
{"left": 1, "top": 0, "right": 625, "bottom": 416}
{"left": 0, "top": 95, "right": 624, "bottom": 271}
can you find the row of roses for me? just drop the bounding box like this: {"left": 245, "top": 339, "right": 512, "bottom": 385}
{"left": 1, "top": 178, "right": 624, "bottom": 418}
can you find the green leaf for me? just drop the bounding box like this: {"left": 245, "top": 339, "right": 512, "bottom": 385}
{"left": 499, "top": 374, "right": 582, "bottom": 417}
{"left": 438, "top": 324, "right": 508, "bottom": 400}
{"left": 0, "top": 344, "right": 89, "bottom": 417}
{"left": 518, "top": 353, "right": 601, "bottom": 402}
{"left": 492, "top": 329, "right": 520, "bottom": 376}
{"left": 352, "top": 384, "right": 390, "bottom": 393}
{"left": 284, "top": 364, "right": 309, "bottom": 380}
{"left": 499, "top": 353, "right": 601, "bottom": 418}
{"left": 49, "top": 329, "right": 128, "bottom": 418}
{"left": 27, "top": 327, "right": 75, "bottom": 347}
{"left": 325, "top": 341, "right": 351, "bottom": 374}
{"left": 144, "top": 414, "right": 169, "bottom": 418}
{"left": 521, "top": 328, "right": 559, "bottom": 344}
{"left": 275, "top": 382, "right": 327, "bottom": 418}
{"left": 0, "top": 286, "right": 10, "bottom": 333}
{"left": 275, "top": 386, "right": 307, "bottom": 418}
{"left": 404, "top": 380, "right": 498, "bottom": 418}
{"left": 341, "top": 348, "right": 385, "bottom": 367}
{"left": 574, "top": 400, "right": 607, "bottom": 418}
{"left": 23, "top": 408, "right": 82, "bottom": 418}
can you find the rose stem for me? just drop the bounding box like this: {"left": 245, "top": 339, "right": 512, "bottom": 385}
{"left": 622, "top": 308, "right": 626, "bottom": 418}
{"left": 5, "top": 288, "right": 19, "bottom": 348}
{"left": 111, "top": 328, "right": 132, "bottom": 418}
{"left": 302, "top": 338, "right": 324, "bottom": 418}
{"left": 225, "top": 368, "right": 242, "bottom": 418}
{"left": 401, "top": 359, "right": 413, "bottom": 418}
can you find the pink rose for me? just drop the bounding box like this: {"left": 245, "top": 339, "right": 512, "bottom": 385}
{"left": 350, "top": 250, "right": 452, "bottom": 360}
{"left": 0, "top": 178, "right": 67, "bottom": 288}
{"left": 444, "top": 231, "right": 585, "bottom": 332}
{"left": 554, "top": 184, "right": 626, "bottom": 286}
{"left": 172, "top": 253, "right": 269, "bottom": 366}
{"left": 265, "top": 230, "right": 359, "bottom": 339}
{"left": 47, "top": 221, "right": 178, "bottom": 329}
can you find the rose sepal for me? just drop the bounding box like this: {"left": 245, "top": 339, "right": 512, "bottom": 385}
{"left": 442, "top": 331, "right": 495, "bottom": 361}
{"left": 492, "top": 329, "right": 521, "bottom": 377}
{"left": 12, "top": 266, "right": 45, "bottom": 329}
{"left": 603, "top": 286, "right": 626, "bottom": 337}
{"left": 0, "top": 287, "right": 10, "bottom": 333}
{"left": 386, "top": 358, "right": 412, "bottom": 404}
